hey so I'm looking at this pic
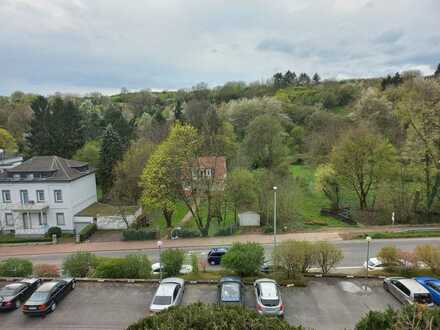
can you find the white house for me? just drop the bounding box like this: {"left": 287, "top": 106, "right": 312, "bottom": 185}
{"left": 0, "top": 156, "right": 97, "bottom": 236}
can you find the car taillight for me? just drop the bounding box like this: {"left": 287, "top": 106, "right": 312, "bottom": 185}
{"left": 2, "top": 300, "right": 12, "bottom": 306}
{"left": 256, "top": 304, "right": 263, "bottom": 311}
{"left": 38, "top": 304, "right": 46, "bottom": 310}
{"left": 280, "top": 304, "right": 285, "bottom": 311}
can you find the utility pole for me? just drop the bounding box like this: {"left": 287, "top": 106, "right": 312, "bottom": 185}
{"left": 273, "top": 186, "right": 278, "bottom": 249}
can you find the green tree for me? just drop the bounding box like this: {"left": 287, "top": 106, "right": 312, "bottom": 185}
{"left": 73, "top": 139, "right": 101, "bottom": 169}
{"left": 0, "top": 128, "right": 17, "bottom": 152}
{"left": 243, "top": 114, "right": 289, "bottom": 172}
{"left": 330, "top": 128, "right": 396, "bottom": 210}
{"left": 315, "top": 241, "right": 343, "bottom": 274}
{"left": 161, "top": 249, "right": 185, "bottom": 277}
{"left": 102, "top": 105, "right": 133, "bottom": 147}
{"left": 221, "top": 242, "right": 264, "bottom": 276}
{"left": 26, "top": 96, "right": 52, "bottom": 156}
{"left": 315, "top": 164, "right": 342, "bottom": 210}
{"left": 273, "top": 240, "right": 317, "bottom": 278}
{"left": 312, "top": 73, "right": 321, "bottom": 84}
{"left": 98, "top": 125, "right": 123, "bottom": 195}
{"left": 174, "top": 99, "right": 184, "bottom": 121}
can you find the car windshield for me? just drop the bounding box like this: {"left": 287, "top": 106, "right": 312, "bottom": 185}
{"left": 221, "top": 283, "right": 240, "bottom": 302}
{"left": 261, "top": 298, "right": 280, "bottom": 306}
{"left": 414, "top": 293, "right": 432, "bottom": 304}
{"left": 0, "top": 287, "right": 18, "bottom": 296}
{"left": 153, "top": 295, "right": 172, "bottom": 305}
{"left": 428, "top": 282, "right": 440, "bottom": 292}
{"left": 29, "top": 292, "right": 49, "bottom": 303}
{"left": 368, "top": 260, "right": 379, "bottom": 266}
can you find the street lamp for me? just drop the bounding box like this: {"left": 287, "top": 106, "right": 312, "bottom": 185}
{"left": 157, "top": 240, "right": 163, "bottom": 281}
{"left": 365, "top": 236, "right": 372, "bottom": 279}
{"left": 273, "top": 186, "right": 278, "bottom": 249}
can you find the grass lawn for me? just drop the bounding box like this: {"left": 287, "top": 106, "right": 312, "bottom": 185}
{"left": 351, "top": 230, "right": 440, "bottom": 240}
{"left": 150, "top": 200, "right": 189, "bottom": 236}
{"left": 291, "top": 165, "right": 353, "bottom": 229}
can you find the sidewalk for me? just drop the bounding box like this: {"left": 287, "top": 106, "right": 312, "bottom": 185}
{"left": 0, "top": 231, "right": 341, "bottom": 257}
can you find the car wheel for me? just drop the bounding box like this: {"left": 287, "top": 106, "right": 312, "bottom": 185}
{"left": 15, "top": 300, "right": 21, "bottom": 309}
{"left": 51, "top": 302, "right": 56, "bottom": 312}
{"left": 71, "top": 281, "right": 76, "bottom": 289}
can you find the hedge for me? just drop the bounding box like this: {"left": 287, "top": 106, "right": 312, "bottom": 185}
{"left": 122, "top": 229, "right": 158, "bottom": 241}
{"left": 94, "top": 254, "right": 151, "bottom": 279}
{"left": 175, "top": 228, "right": 200, "bottom": 238}
{"left": 79, "top": 223, "right": 97, "bottom": 241}
{"left": 0, "top": 236, "right": 51, "bottom": 244}
{"left": 46, "top": 226, "right": 62, "bottom": 238}
{"left": 214, "top": 224, "right": 238, "bottom": 237}
{"left": 0, "top": 258, "right": 33, "bottom": 277}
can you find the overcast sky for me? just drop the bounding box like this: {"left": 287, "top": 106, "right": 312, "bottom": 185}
{"left": 1, "top": 0, "right": 439, "bottom": 95}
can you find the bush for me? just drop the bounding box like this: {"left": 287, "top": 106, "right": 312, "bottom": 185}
{"left": 161, "top": 249, "right": 185, "bottom": 277}
{"left": 416, "top": 244, "right": 440, "bottom": 273}
{"left": 33, "top": 264, "right": 60, "bottom": 277}
{"left": 191, "top": 254, "right": 199, "bottom": 274}
{"left": 355, "top": 304, "right": 440, "bottom": 330}
{"left": 95, "top": 258, "right": 128, "bottom": 278}
{"left": 377, "top": 245, "right": 400, "bottom": 266}
{"left": 0, "top": 258, "right": 33, "bottom": 277}
{"left": 62, "top": 252, "right": 98, "bottom": 277}
{"left": 273, "top": 240, "right": 317, "bottom": 278}
{"left": 46, "top": 226, "right": 62, "bottom": 238}
{"left": 127, "top": 302, "right": 300, "bottom": 330}
{"left": 93, "top": 254, "right": 151, "bottom": 279}
{"left": 124, "top": 254, "right": 151, "bottom": 279}
{"left": 214, "top": 224, "right": 238, "bottom": 237}
{"left": 221, "top": 242, "right": 264, "bottom": 276}
{"left": 315, "top": 241, "right": 343, "bottom": 274}
{"left": 79, "top": 223, "right": 97, "bottom": 241}
{"left": 122, "top": 229, "right": 158, "bottom": 241}
{"left": 175, "top": 228, "right": 200, "bottom": 238}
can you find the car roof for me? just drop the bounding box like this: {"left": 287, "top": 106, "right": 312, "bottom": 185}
{"left": 417, "top": 277, "right": 440, "bottom": 285}
{"left": 210, "top": 247, "right": 228, "bottom": 253}
{"left": 161, "top": 277, "right": 184, "bottom": 285}
{"left": 259, "top": 281, "right": 278, "bottom": 299}
{"left": 19, "top": 278, "right": 39, "bottom": 285}
{"left": 37, "top": 280, "right": 62, "bottom": 292}
{"left": 219, "top": 276, "right": 241, "bottom": 284}
{"left": 398, "top": 279, "right": 430, "bottom": 293}
{"left": 156, "top": 280, "right": 183, "bottom": 296}
{"left": 4, "top": 283, "right": 25, "bottom": 290}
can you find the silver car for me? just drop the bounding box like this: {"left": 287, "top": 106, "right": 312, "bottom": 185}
{"left": 150, "top": 277, "right": 185, "bottom": 313}
{"left": 383, "top": 277, "right": 434, "bottom": 306}
{"left": 254, "top": 279, "right": 284, "bottom": 317}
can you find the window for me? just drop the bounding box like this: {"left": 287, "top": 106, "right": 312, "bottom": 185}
{"left": 20, "top": 190, "right": 29, "bottom": 203}
{"left": 36, "top": 190, "right": 45, "bottom": 202}
{"left": 56, "top": 213, "right": 65, "bottom": 226}
{"left": 38, "top": 213, "right": 47, "bottom": 226}
{"left": 54, "top": 190, "right": 63, "bottom": 203}
{"left": 22, "top": 213, "right": 30, "bottom": 229}
{"left": 2, "top": 190, "right": 11, "bottom": 203}
{"left": 5, "top": 213, "right": 14, "bottom": 226}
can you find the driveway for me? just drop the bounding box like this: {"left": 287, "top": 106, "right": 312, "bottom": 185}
{"left": 0, "top": 278, "right": 401, "bottom": 330}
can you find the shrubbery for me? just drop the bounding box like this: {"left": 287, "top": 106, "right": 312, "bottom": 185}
{"left": 214, "top": 224, "right": 238, "bottom": 237}
{"left": 377, "top": 246, "right": 400, "bottom": 266}
{"left": 79, "top": 223, "right": 97, "bottom": 241}
{"left": 191, "top": 254, "right": 199, "bottom": 274}
{"left": 122, "top": 229, "right": 159, "bottom": 241}
{"left": 315, "top": 241, "right": 343, "bottom": 274}
{"left": 95, "top": 258, "right": 129, "bottom": 278}
{"left": 62, "top": 252, "right": 98, "bottom": 277}
{"left": 273, "top": 240, "right": 317, "bottom": 278}
{"left": 355, "top": 304, "right": 440, "bottom": 330}
{"left": 161, "top": 249, "right": 185, "bottom": 277}
{"left": 127, "top": 302, "right": 300, "bottom": 330}
{"left": 221, "top": 242, "right": 264, "bottom": 276}
{"left": 46, "top": 226, "right": 62, "bottom": 238}
{"left": 33, "top": 264, "right": 60, "bottom": 277}
{"left": 174, "top": 228, "right": 200, "bottom": 238}
{"left": 0, "top": 258, "right": 33, "bottom": 277}
{"left": 416, "top": 244, "right": 440, "bottom": 273}
{"left": 122, "top": 254, "right": 151, "bottom": 279}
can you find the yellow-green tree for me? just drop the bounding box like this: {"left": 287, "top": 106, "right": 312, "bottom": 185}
{"left": 0, "top": 128, "right": 17, "bottom": 152}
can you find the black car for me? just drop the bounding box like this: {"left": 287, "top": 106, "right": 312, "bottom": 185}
{"left": 217, "top": 276, "right": 245, "bottom": 305}
{"left": 0, "top": 278, "right": 42, "bottom": 310}
{"left": 22, "top": 278, "right": 76, "bottom": 316}
{"left": 208, "top": 248, "right": 228, "bottom": 265}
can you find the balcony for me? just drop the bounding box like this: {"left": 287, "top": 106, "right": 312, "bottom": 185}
{"left": 10, "top": 202, "right": 49, "bottom": 212}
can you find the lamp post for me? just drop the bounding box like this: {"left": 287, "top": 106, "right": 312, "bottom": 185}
{"left": 157, "top": 240, "right": 163, "bottom": 281}
{"left": 366, "top": 236, "right": 372, "bottom": 278}
{"left": 273, "top": 186, "right": 278, "bottom": 249}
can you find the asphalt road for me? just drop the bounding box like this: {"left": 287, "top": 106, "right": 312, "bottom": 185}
{"left": 3, "top": 237, "right": 440, "bottom": 270}
{"left": 0, "top": 278, "right": 401, "bottom": 330}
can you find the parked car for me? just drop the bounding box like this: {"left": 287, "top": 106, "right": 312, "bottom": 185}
{"left": 364, "top": 257, "right": 386, "bottom": 271}
{"left": 22, "top": 278, "right": 76, "bottom": 316}
{"left": 0, "top": 278, "right": 42, "bottom": 310}
{"left": 217, "top": 276, "right": 245, "bottom": 305}
{"left": 383, "top": 277, "right": 434, "bottom": 306}
{"left": 260, "top": 259, "right": 273, "bottom": 273}
{"left": 415, "top": 277, "right": 440, "bottom": 305}
{"left": 254, "top": 279, "right": 284, "bottom": 317}
{"left": 151, "top": 263, "right": 193, "bottom": 275}
{"left": 150, "top": 277, "right": 185, "bottom": 313}
{"left": 207, "top": 248, "right": 228, "bottom": 265}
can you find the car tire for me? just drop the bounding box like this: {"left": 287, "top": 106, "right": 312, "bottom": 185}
{"left": 15, "top": 300, "right": 21, "bottom": 309}
{"left": 51, "top": 302, "right": 56, "bottom": 312}
{"left": 72, "top": 281, "right": 76, "bottom": 289}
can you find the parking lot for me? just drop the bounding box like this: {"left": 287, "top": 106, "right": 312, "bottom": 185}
{"left": 0, "top": 278, "right": 401, "bottom": 330}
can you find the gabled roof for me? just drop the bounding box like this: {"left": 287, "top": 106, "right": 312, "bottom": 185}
{"left": 0, "top": 156, "right": 94, "bottom": 183}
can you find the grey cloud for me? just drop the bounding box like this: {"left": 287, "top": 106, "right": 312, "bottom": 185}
{"left": 374, "top": 29, "right": 404, "bottom": 44}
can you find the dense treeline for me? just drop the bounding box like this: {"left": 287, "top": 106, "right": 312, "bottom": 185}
{"left": 1, "top": 65, "right": 440, "bottom": 234}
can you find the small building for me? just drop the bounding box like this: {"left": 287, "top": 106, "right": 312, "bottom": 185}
{"left": 238, "top": 211, "right": 260, "bottom": 227}
{"left": 0, "top": 149, "right": 23, "bottom": 173}
{"left": 0, "top": 156, "right": 97, "bottom": 236}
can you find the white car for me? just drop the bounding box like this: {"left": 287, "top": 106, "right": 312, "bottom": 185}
{"left": 150, "top": 277, "right": 185, "bottom": 312}
{"left": 254, "top": 279, "right": 284, "bottom": 317}
{"left": 151, "top": 262, "right": 193, "bottom": 275}
{"left": 364, "top": 257, "right": 426, "bottom": 271}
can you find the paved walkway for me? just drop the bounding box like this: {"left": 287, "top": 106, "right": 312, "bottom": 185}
{"left": 1, "top": 224, "right": 439, "bottom": 258}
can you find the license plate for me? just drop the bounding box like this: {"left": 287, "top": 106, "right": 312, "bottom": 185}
{"left": 28, "top": 306, "right": 37, "bottom": 310}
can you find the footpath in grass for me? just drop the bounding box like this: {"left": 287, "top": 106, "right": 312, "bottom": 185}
{"left": 150, "top": 200, "right": 189, "bottom": 236}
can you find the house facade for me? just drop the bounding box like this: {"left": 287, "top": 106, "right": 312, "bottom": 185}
{"left": 0, "top": 156, "right": 97, "bottom": 236}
